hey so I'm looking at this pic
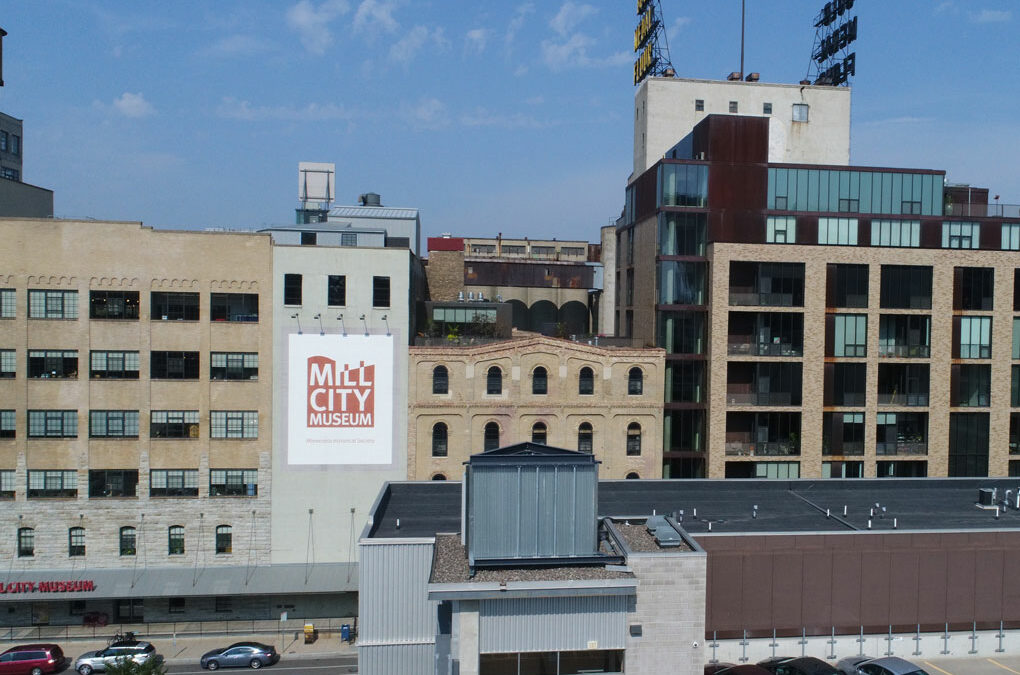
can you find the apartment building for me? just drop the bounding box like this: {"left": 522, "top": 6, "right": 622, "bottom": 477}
{"left": 407, "top": 334, "right": 664, "bottom": 480}
{"left": 617, "top": 113, "right": 1020, "bottom": 479}
{"left": 0, "top": 111, "right": 53, "bottom": 217}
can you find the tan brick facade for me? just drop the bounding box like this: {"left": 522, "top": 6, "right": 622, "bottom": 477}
{"left": 408, "top": 335, "right": 665, "bottom": 479}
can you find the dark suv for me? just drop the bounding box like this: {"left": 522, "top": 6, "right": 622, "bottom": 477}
{"left": 758, "top": 657, "right": 840, "bottom": 675}
{"left": 0, "top": 644, "right": 68, "bottom": 675}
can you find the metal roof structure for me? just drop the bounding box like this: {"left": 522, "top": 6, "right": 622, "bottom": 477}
{"left": 328, "top": 206, "right": 419, "bottom": 220}
{"left": 367, "top": 477, "right": 1020, "bottom": 540}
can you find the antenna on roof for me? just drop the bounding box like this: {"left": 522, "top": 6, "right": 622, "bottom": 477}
{"left": 807, "top": 0, "right": 858, "bottom": 86}
{"left": 633, "top": 0, "right": 676, "bottom": 85}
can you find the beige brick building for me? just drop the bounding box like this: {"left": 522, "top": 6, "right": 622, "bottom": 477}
{"left": 407, "top": 335, "right": 664, "bottom": 480}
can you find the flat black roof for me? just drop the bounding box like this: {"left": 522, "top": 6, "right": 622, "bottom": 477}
{"left": 367, "top": 478, "right": 1020, "bottom": 540}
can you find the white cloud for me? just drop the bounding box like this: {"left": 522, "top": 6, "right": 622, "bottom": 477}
{"left": 460, "top": 108, "right": 552, "bottom": 129}
{"left": 525, "top": 95, "right": 544, "bottom": 106}
{"left": 403, "top": 97, "right": 448, "bottom": 130}
{"left": 353, "top": 0, "right": 399, "bottom": 35}
{"left": 505, "top": 3, "right": 534, "bottom": 48}
{"left": 667, "top": 17, "right": 692, "bottom": 40}
{"left": 970, "top": 9, "right": 1011, "bottom": 22}
{"left": 549, "top": 1, "right": 598, "bottom": 37}
{"left": 465, "top": 28, "right": 489, "bottom": 54}
{"left": 200, "top": 34, "right": 270, "bottom": 58}
{"left": 216, "top": 97, "right": 353, "bottom": 122}
{"left": 112, "top": 92, "right": 156, "bottom": 118}
{"left": 934, "top": 1, "right": 955, "bottom": 13}
{"left": 286, "top": 0, "right": 350, "bottom": 55}
{"left": 390, "top": 25, "right": 447, "bottom": 64}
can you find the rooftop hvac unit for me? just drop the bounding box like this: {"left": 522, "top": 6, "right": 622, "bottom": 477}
{"left": 978, "top": 488, "right": 996, "bottom": 507}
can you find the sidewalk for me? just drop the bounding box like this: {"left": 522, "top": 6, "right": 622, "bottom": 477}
{"left": 49, "top": 631, "right": 356, "bottom": 666}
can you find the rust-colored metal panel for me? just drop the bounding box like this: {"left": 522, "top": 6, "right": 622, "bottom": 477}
{"left": 916, "top": 550, "right": 948, "bottom": 624}
{"left": 825, "top": 264, "right": 836, "bottom": 308}
{"left": 633, "top": 165, "right": 658, "bottom": 224}
{"left": 945, "top": 550, "right": 977, "bottom": 623}
{"left": 859, "top": 550, "right": 891, "bottom": 628}
{"left": 830, "top": 551, "right": 862, "bottom": 628}
{"left": 1004, "top": 550, "right": 1020, "bottom": 614}
{"left": 823, "top": 363, "right": 834, "bottom": 406}
{"left": 742, "top": 554, "right": 774, "bottom": 629}
{"left": 980, "top": 221, "right": 1000, "bottom": 250}
{"left": 952, "top": 267, "right": 963, "bottom": 309}
{"left": 709, "top": 553, "right": 746, "bottom": 631}
{"left": 974, "top": 550, "right": 1005, "bottom": 622}
{"left": 920, "top": 220, "right": 942, "bottom": 248}
{"left": 1014, "top": 271, "right": 1020, "bottom": 311}
{"left": 824, "top": 315, "right": 835, "bottom": 357}
{"left": 800, "top": 550, "right": 834, "bottom": 632}
{"left": 888, "top": 551, "right": 920, "bottom": 626}
{"left": 764, "top": 535, "right": 797, "bottom": 551}
{"left": 771, "top": 553, "right": 804, "bottom": 631}
{"left": 951, "top": 317, "right": 962, "bottom": 359}
{"left": 798, "top": 215, "right": 818, "bottom": 245}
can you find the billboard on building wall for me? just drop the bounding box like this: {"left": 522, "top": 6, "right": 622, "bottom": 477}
{"left": 287, "top": 334, "right": 394, "bottom": 465}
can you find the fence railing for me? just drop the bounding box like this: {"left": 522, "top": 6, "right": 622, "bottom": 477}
{"left": 0, "top": 617, "right": 357, "bottom": 643}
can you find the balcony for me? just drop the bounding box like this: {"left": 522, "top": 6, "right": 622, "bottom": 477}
{"left": 823, "top": 442, "right": 865, "bottom": 456}
{"left": 726, "top": 392, "right": 798, "bottom": 406}
{"left": 877, "top": 344, "right": 930, "bottom": 358}
{"left": 877, "top": 393, "right": 929, "bottom": 407}
{"left": 725, "top": 441, "right": 800, "bottom": 457}
{"left": 727, "top": 340, "right": 803, "bottom": 357}
{"left": 945, "top": 202, "right": 1020, "bottom": 218}
{"left": 876, "top": 441, "right": 927, "bottom": 456}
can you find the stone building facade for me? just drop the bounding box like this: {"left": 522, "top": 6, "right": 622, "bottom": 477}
{"left": 407, "top": 335, "right": 664, "bottom": 480}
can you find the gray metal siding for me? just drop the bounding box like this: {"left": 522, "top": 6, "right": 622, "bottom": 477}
{"left": 469, "top": 464, "right": 597, "bottom": 560}
{"left": 359, "top": 644, "right": 435, "bottom": 675}
{"left": 359, "top": 541, "right": 437, "bottom": 644}
{"left": 478, "top": 596, "right": 627, "bottom": 653}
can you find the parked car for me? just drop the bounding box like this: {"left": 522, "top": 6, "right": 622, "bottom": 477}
{"left": 758, "top": 656, "right": 840, "bottom": 675}
{"left": 0, "top": 644, "right": 68, "bottom": 675}
{"left": 199, "top": 643, "right": 279, "bottom": 670}
{"left": 836, "top": 656, "right": 929, "bottom": 675}
{"left": 707, "top": 665, "right": 773, "bottom": 675}
{"left": 74, "top": 641, "right": 161, "bottom": 675}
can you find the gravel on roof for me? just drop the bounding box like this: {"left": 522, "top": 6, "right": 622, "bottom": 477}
{"left": 613, "top": 522, "right": 693, "bottom": 552}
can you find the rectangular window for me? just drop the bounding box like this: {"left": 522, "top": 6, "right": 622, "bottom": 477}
{"left": 372, "top": 276, "right": 390, "bottom": 307}
{"left": 27, "top": 350, "right": 77, "bottom": 378}
{"left": 949, "top": 413, "right": 989, "bottom": 477}
{"left": 792, "top": 104, "right": 809, "bottom": 122}
{"left": 1014, "top": 318, "right": 1020, "bottom": 360}
{"left": 833, "top": 315, "right": 867, "bottom": 357}
{"left": 0, "top": 349, "right": 15, "bottom": 378}
{"left": 169, "top": 598, "right": 186, "bottom": 614}
{"left": 766, "top": 216, "right": 796, "bottom": 243}
{"left": 215, "top": 597, "right": 233, "bottom": 613}
{"left": 10, "top": 135, "right": 19, "bottom": 156}
{"left": 88, "top": 470, "right": 139, "bottom": 498}
{"left": 27, "top": 470, "right": 77, "bottom": 498}
{"left": 325, "top": 275, "right": 348, "bottom": 307}
{"left": 89, "top": 410, "right": 139, "bottom": 438}
{"left": 210, "top": 293, "right": 258, "bottom": 322}
{"left": 28, "top": 290, "right": 78, "bottom": 319}
{"left": 879, "top": 315, "right": 930, "bottom": 358}
{"left": 89, "top": 351, "right": 140, "bottom": 379}
{"left": 150, "top": 469, "right": 199, "bottom": 497}
{"left": 210, "top": 411, "right": 258, "bottom": 439}
{"left": 150, "top": 410, "right": 200, "bottom": 439}
{"left": 0, "top": 167, "right": 19, "bottom": 181}
{"left": 822, "top": 461, "right": 864, "bottom": 478}
{"left": 0, "top": 469, "right": 14, "bottom": 498}
{"left": 658, "top": 164, "right": 709, "bottom": 208}
{"left": 694, "top": 99, "right": 704, "bottom": 111}
{"left": 0, "top": 131, "right": 6, "bottom": 152}
{"left": 340, "top": 232, "right": 357, "bottom": 247}
{"left": 754, "top": 462, "right": 800, "bottom": 479}
{"left": 818, "top": 217, "right": 858, "bottom": 245}
{"left": 209, "top": 469, "right": 258, "bottom": 496}
{"left": 1014, "top": 366, "right": 1020, "bottom": 408}
{"left": 827, "top": 264, "right": 868, "bottom": 308}
{"left": 27, "top": 410, "right": 78, "bottom": 438}
{"left": 0, "top": 410, "right": 14, "bottom": 439}
{"left": 150, "top": 351, "right": 200, "bottom": 379}
{"left": 284, "top": 274, "right": 302, "bottom": 305}
{"left": 210, "top": 352, "right": 258, "bottom": 380}
{"left": 728, "top": 101, "right": 738, "bottom": 113}
{"left": 880, "top": 265, "right": 932, "bottom": 309}
{"left": 1003, "top": 224, "right": 1020, "bottom": 251}
{"left": 822, "top": 412, "right": 865, "bottom": 456}
{"left": 300, "top": 231, "right": 317, "bottom": 246}
{"left": 0, "top": 289, "right": 15, "bottom": 318}
{"left": 942, "top": 221, "right": 980, "bottom": 249}
{"left": 953, "top": 364, "right": 991, "bottom": 407}
{"left": 828, "top": 363, "right": 866, "bottom": 407}
{"left": 876, "top": 412, "right": 928, "bottom": 456}
{"left": 763, "top": 102, "right": 772, "bottom": 115}
{"left": 89, "top": 291, "right": 139, "bottom": 319}
{"left": 878, "top": 364, "right": 930, "bottom": 406}
{"left": 956, "top": 267, "right": 994, "bottom": 311}
{"left": 150, "top": 292, "right": 199, "bottom": 320}
{"left": 959, "top": 316, "right": 992, "bottom": 359}
{"left": 871, "top": 219, "right": 920, "bottom": 247}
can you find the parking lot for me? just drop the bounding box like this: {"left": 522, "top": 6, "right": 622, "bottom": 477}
{"left": 922, "top": 656, "right": 1020, "bottom": 674}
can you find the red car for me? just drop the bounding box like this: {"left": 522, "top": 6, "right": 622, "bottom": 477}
{"left": 0, "top": 644, "right": 68, "bottom": 675}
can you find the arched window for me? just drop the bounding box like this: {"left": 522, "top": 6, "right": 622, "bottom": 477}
{"left": 168, "top": 525, "right": 185, "bottom": 555}
{"left": 432, "top": 365, "right": 449, "bottom": 395}
{"left": 483, "top": 422, "right": 500, "bottom": 451}
{"left": 119, "top": 526, "right": 136, "bottom": 556}
{"left": 628, "top": 367, "right": 644, "bottom": 395}
{"left": 627, "top": 422, "right": 642, "bottom": 456}
{"left": 432, "top": 422, "right": 448, "bottom": 457}
{"left": 579, "top": 367, "right": 594, "bottom": 395}
{"left": 532, "top": 366, "right": 548, "bottom": 395}
{"left": 626, "top": 472, "right": 640, "bottom": 480}
{"left": 68, "top": 526, "right": 85, "bottom": 557}
{"left": 486, "top": 366, "right": 502, "bottom": 395}
{"left": 215, "top": 525, "right": 232, "bottom": 554}
{"left": 532, "top": 422, "right": 547, "bottom": 445}
{"left": 17, "top": 527, "right": 34, "bottom": 557}
{"left": 578, "top": 422, "right": 593, "bottom": 453}
{"left": 431, "top": 474, "right": 447, "bottom": 481}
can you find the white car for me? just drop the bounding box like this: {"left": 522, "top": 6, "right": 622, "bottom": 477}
{"left": 74, "top": 641, "right": 162, "bottom": 675}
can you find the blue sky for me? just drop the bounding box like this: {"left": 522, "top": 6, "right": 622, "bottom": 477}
{"left": 0, "top": 1, "right": 1017, "bottom": 242}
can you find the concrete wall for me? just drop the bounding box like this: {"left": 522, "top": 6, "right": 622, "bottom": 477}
{"left": 634, "top": 77, "right": 851, "bottom": 177}
{"left": 0, "top": 180, "right": 53, "bottom": 218}
{"left": 270, "top": 245, "right": 411, "bottom": 566}
{"left": 600, "top": 225, "right": 617, "bottom": 336}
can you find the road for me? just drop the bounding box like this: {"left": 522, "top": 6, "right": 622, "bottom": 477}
{"left": 923, "top": 656, "right": 1020, "bottom": 675}
{"left": 166, "top": 655, "right": 358, "bottom": 675}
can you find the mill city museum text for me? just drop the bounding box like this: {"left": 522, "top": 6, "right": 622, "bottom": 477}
{"left": 306, "top": 357, "right": 376, "bottom": 428}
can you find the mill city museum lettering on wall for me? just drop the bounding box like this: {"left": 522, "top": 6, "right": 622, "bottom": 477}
{"left": 0, "top": 581, "right": 96, "bottom": 594}
{"left": 287, "top": 334, "right": 394, "bottom": 466}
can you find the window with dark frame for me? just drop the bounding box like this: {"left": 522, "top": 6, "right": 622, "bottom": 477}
{"left": 169, "top": 598, "right": 186, "bottom": 614}
{"left": 209, "top": 469, "right": 257, "bottom": 496}
{"left": 150, "top": 469, "right": 199, "bottom": 497}
{"left": 150, "top": 351, "right": 200, "bottom": 379}
{"left": 880, "top": 265, "right": 933, "bottom": 309}
{"left": 68, "top": 527, "right": 85, "bottom": 557}
{"left": 0, "top": 288, "right": 15, "bottom": 318}
{"left": 577, "top": 423, "right": 593, "bottom": 453}
{"left": 628, "top": 367, "right": 643, "bottom": 395}
{"left": 210, "top": 352, "right": 258, "bottom": 380}
{"left": 150, "top": 292, "right": 199, "bottom": 321}
{"left": 17, "top": 527, "right": 34, "bottom": 557}
{"left": 168, "top": 525, "right": 185, "bottom": 555}
{"left": 948, "top": 412, "right": 989, "bottom": 477}
{"left": 532, "top": 367, "right": 548, "bottom": 395}
{"left": 579, "top": 367, "right": 595, "bottom": 395}
{"left": 89, "top": 291, "right": 139, "bottom": 320}
{"left": 728, "top": 101, "right": 738, "bottom": 113}
{"left": 695, "top": 99, "right": 704, "bottom": 111}
{"left": 341, "top": 233, "right": 357, "bottom": 247}
{"left": 763, "top": 102, "right": 772, "bottom": 114}
{"left": 119, "top": 526, "right": 136, "bottom": 556}
{"left": 953, "top": 364, "right": 991, "bottom": 407}
{"left": 89, "top": 410, "right": 139, "bottom": 438}
{"left": 27, "top": 410, "right": 78, "bottom": 438}
{"left": 327, "top": 275, "right": 347, "bottom": 306}
{"left": 210, "top": 410, "right": 258, "bottom": 438}
{"left": 90, "top": 351, "right": 140, "bottom": 379}
{"left": 88, "top": 470, "right": 139, "bottom": 498}
{"left": 215, "top": 525, "right": 232, "bottom": 554}
{"left": 150, "top": 410, "right": 199, "bottom": 439}
{"left": 432, "top": 365, "right": 449, "bottom": 394}
{"left": 210, "top": 293, "right": 259, "bottom": 322}
{"left": 531, "top": 422, "right": 547, "bottom": 445}
{"left": 0, "top": 469, "right": 13, "bottom": 497}
{"left": 0, "top": 349, "right": 13, "bottom": 378}
{"left": 956, "top": 267, "right": 994, "bottom": 311}
{"left": 483, "top": 422, "right": 500, "bottom": 451}
{"left": 486, "top": 366, "right": 502, "bottom": 395}
{"left": 28, "top": 289, "right": 78, "bottom": 319}
{"left": 828, "top": 264, "right": 869, "bottom": 308}
{"left": 828, "top": 363, "right": 866, "bottom": 406}
{"left": 300, "top": 232, "right": 317, "bottom": 246}
{"left": 627, "top": 423, "right": 642, "bottom": 455}
{"left": 0, "top": 411, "right": 13, "bottom": 439}
{"left": 283, "top": 274, "right": 303, "bottom": 306}
{"left": 432, "top": 423, "right": 448, "bottom": 457}
{"left": 27, "top": 350, "right": 77, "bottom": 378}
{"left": 27, "top": 470, "right": 77, "bottom": 498}
{"left": 372, "top": 276, "right": 390, "bottom": 307}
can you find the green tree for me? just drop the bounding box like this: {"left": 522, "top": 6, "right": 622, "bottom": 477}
{"left": 103, "top": 658, "right": 168, "bottom": 675}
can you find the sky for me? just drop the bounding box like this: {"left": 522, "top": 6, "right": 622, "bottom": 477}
{"left": 0, "top": 1, "right": 1018, "bottom": 243}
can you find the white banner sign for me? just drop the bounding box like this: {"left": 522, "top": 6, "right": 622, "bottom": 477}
{"left": 287, "top": 334, "right": 394, "bottom": 465}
